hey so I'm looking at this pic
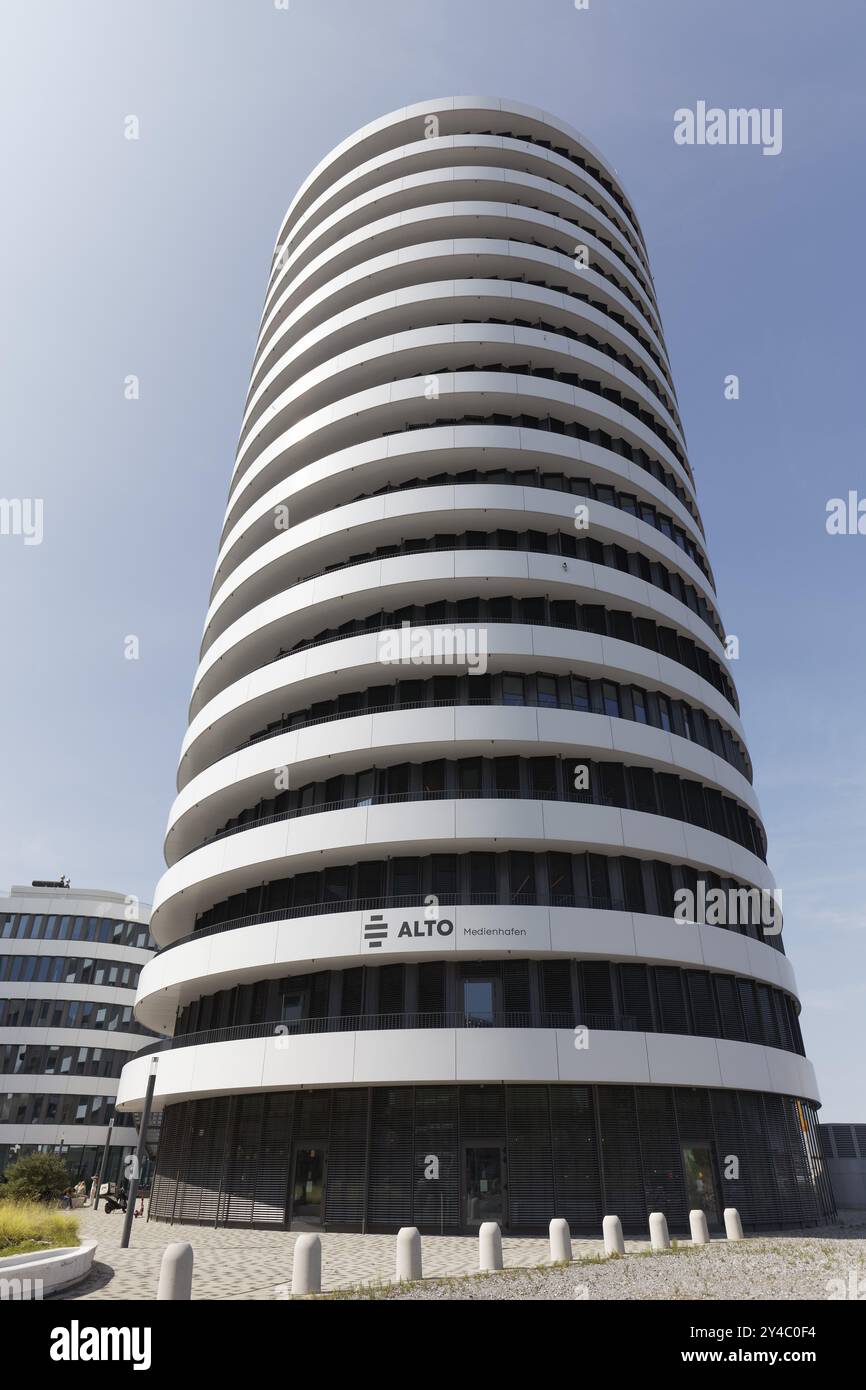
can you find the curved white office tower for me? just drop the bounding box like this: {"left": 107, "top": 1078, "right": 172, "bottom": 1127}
{"left": 1, "top": 883, "right": 155, "bottom": 1184}
{"left": 118, "top": 98, "right": 833, "bottom": 1233}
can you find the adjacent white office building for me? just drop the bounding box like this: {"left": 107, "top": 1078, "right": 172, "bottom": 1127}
{"left": 1, "top": 882, "right": 155, "bottom": 1184}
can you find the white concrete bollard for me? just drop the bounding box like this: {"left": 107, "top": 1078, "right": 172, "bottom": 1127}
{"left": 395, "top": 1226, "right": 422, "bottom": 1281}
{"left": 479, "top": 1221, "right": 503, "bottom": 1271}
{"left": 649, "top": 1211, "right": 670, "bottom": 1250}
{"left": 602, "top": 1214, "right": 625, "bottom": 1255}
{"left": 549, "top": 1217, "right": 572, "bottom": 1263}
{"left": 689, "top": 1209, "right": 710, "bottom": 1245}
{"left": 156, "top": 1241, "right": 194, "bottom": 1300}
{"left": 724, "top": 1207, "right": 745, "bottom": 1241}
{"left": 291, "top": 1233, "right": 322, "bottom": 1295}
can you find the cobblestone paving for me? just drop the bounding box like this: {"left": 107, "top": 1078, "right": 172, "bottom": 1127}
{"left": 54, "top": 1206, "right": 864, "bottom": 1301}
{"left": 55, "top": 1203, "right": 644, "bottom": 1300}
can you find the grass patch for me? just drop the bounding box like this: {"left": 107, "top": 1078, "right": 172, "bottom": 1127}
{"left": 0, "top": 1201, "right": 78, "bottom": 1260}
{"left": 320, "top": 1250, "right": 625, "bottom": 1299}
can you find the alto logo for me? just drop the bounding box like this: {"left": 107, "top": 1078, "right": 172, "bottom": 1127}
{"left": 362, "top": 913, "right": 455, "bottom": 949}
{"left": 363, "top": 913, "right": 388, "bottom": 949}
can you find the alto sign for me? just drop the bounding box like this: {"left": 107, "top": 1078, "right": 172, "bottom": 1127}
{"left": 397, "top": 918, "right": 454, "bottom": 939}
{"left": 362, "top": 912, "right": 454, "bottom": 950}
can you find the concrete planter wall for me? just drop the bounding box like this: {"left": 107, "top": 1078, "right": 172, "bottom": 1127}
{"left": 0, "top": 1238, "right": 97, "bottom": 1296}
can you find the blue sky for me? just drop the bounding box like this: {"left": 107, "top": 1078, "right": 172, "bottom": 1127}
{"left": 1, "top": 0, "right": 863, "bottom": 1117}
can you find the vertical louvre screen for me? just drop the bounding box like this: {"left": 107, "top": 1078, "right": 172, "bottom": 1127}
{"left": 540, "top": 960, "right": 573, "bottom": 1022}
{"left": 686, "top": 971, "right": 718, "bottom": 1037}
{"left": 506, "top": 1086, "right": 554, "bottom": 1230}
{"left": 502, "top": 959, "right": 531, "bottom": 1016}
{"left": 221, "top": 1094, "right": 263, "bottom": 1225}
{"left": 737, "top": 980, "right": 762, "bottom": 1044}
{"left": 460, "top": 1085, "right": 505, "bottom": 1138}
{"left": 597, "top": 1086, "right": 645, "bottom": 1227}
{"left": 367, "top": 1087, "right": 413, "bottom": 1228}
{"left": 252, "top": 1092, "right": 293, "bottom": 1224}
{"left": 739, "top": 1091, "right": 780, "bottom": 1227}
{"left": 176, "top": 1097, "right": 229, "bottom": 1224}
{"left": 581, "top": 961, "right": 614, "bottom": 1017}
{"left": 413, "top": 1086, "right": 460, "bottom": 1232}
{"left": 637, "top": 1086, "right": 686, "bottom": 1227}
{"left": 549, "top": 1086, "right": 602, "bottom": 1228}
{"left": 340, "top": 967, "right": 364, "bottom": 1018}
{"left": 762, "top": 1093, "right": 801, "bottom": 1224}
{"left": 417, "top": 961, "right": 445, "bottom": 1018}
{"left": 709, "top": 1089, "right": 750, "bottom": 1217}
{"left": 655, "top": 967, "right": 689, "bottom": 1034}
{"left": 619, "top": 964, "right": 654, "bottom": 1031}
{"left": 378, "top": 964, "right": 404, "bottom": 1018}
{"left": 148, "top": 1102, "right": 190, "bottom": 1221}
{"left": 714, "top": 974, "right": 745, "bottom": 1041}
{"left": 324, "top": 1088, "right": 368, "bottom": 1230}
{"left": 148, "top": 1084, "right": 835, "bottom": 1233}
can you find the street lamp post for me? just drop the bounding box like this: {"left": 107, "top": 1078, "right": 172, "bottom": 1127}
{"left": 93, "top": 1117, "right": 115, "bottom": 1210}
{"left": 120, "top": 1058, "right": 158, "bottom": 1250}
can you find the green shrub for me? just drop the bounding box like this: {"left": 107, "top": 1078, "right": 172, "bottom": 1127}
{"left": 0, "top": 1201, "right": 78, "bottom": 1257}
{"left": 2, "top": 1152, "right": 72, "bottom": 1203}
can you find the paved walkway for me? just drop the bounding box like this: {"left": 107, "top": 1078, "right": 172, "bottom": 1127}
{"left": 57, "top": 1206, "right": 864, "bottom": 1301}
{"left": 56, "top": 1203, "right": 645, "bottom": 1300}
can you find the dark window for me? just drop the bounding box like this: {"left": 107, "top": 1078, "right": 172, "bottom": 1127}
{"left": 588, "top": 854, "right": 611, "bottom": 907}
{"left": 631, "top": 767, "right": 657, "bottom": 815}
{"left": 508, "top": 853, "right": 535, "bottom": 902}
{"left": 619, "top": 964, "right": 654, "bottom": 1031}
{"left": 548, "top": 853, "right": 574, "bottom": 905}
{"left": 599, "top": 762, "right": 626, "bottom": 806}
{"left": 495, "top": 758, "right": 520, "bottom": 794}
{"left": 530, "top": 757, "right": 557, "bottom": 796}
{"left": 469, "top": 853, "right": 497, "bottom": 897}
{"left": 431, "top": 854, "right": 458, "bottom": 898}
{"left": 502, "top": 675, "right": 525, "bottom": 706}
{"left": 357, "top": 861, "right": 384, "bottom": 901}
{"left": 393, "top": 858, "right": 421, "bottom": 898}
{"left": 458, "top": 759, "right": 483, "bottom": 793}
{"left": 571, "top": 677, "right": 590, "bottom": 712}
{"left": 422, "top": 760, "right": 446, "bottom": 794}
{"left": 654, "top": 968, "right": 689, "bottom": 1034}
{"left": 621, "top": 858, "right": 646, "bottom": 912}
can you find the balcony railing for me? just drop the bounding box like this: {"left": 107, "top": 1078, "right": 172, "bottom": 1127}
{"left": 203, "top": 785, "right": 595, "bottom": 849}
{"left": 135, "top": 1010, "right": 635, "bottom": 1058}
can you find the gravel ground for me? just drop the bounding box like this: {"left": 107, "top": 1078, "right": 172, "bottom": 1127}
{"left": 330, "top": 1221, "right": 866, "bottom": 1300}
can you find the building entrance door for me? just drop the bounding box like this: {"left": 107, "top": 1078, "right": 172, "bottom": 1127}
{"left": 289, "top": 1144, "right": 327, "bottom": 1229}
{"left": 681, "top": 1142, "right": 721, "bottom": 1227}
{"left": 463, "top": 1144, "right": 507, "bottom": 1229}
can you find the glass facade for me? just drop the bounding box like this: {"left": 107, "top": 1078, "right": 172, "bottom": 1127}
{"left": 160, "top": 958, "right": 805, "bottom": 1057}
{"left": 0, "top": 893, "right": 155, "bottom": 1181}
{"left": 148, "top": 1084, "right": 835, "bottom": 1234}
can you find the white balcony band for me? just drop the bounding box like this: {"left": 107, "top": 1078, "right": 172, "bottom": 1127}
{"left": 117, "top": 1031, "right": 819, "bottom": 1114}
